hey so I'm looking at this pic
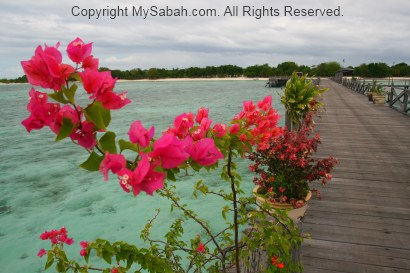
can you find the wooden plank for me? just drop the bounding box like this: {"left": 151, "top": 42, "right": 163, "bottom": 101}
{"left": 304, "top": 239, "right": 410, "bottom": 260}
{"left": 302, "top": 256, "right": 410, "bottom": 273}
{"left": 304, "top": 211, "right": 410, "bottom": 233}
{"left": 306, "top": 200, "right": 410, "bottom": 219}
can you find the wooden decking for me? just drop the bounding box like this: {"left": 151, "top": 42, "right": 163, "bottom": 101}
{"left": 300, "top": 79, "right": 410, "bottom": 272}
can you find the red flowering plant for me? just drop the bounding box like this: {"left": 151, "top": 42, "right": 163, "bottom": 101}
{"left": 249, "top": 112, "right": 338, "bottom": 207}
{"left": 22, "top": 38, "right": 304, "bottom": 273}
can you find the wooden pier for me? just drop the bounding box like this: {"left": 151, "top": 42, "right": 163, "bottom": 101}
{"left": 265, "top": 76, "right": 291, "bottom": 87}
{"left": 300, "top": 79, "right": 410, "bottom": 272}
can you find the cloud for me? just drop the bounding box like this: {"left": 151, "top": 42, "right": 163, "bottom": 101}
{"left": 1, "top": 0, "right": 409, "bottom": 78}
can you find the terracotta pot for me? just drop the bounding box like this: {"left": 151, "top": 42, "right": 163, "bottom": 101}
{"left": 253, "top": 186, "right": 312, "bottom": 223}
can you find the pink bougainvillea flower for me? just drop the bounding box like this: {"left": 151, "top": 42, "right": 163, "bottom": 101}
{"left": 64, "top": 237, "right": 74, "bottom": 245}
{"left": 243, "top": 100, "right": 256, "bottom": 112}
{"left": 80, "top": 241, "right": 89, "bottom": 249}
{"left": 79, "top": 69, "right": 116, "bottom": 99}
{"left": 99, "top": 152, "right": 127, "bottom": 181}
{"left": 257, "top": 95, "right": 272, "bottom": 111}
{"left": 195, "top": 107, "right": 209, "bottom": 124}
{"left": 80, "top": 249, "right": 87, "bottom": 257}
{"left": 22, "top": 88, "right": 61, "bottom": 132}
{"left": 22, "top": 105, "right": 54, "bottom": 132}
{"left": 151, "top": 133, "right": 190, "bottom": 169}
{"left": 37, "top": 248, "right": 47, "bottom": 258}
{"left": 50, "top": 105, "right": 80, "bottom": 135}
{"left": 200, "top": 117, "right": 212, "bottom": 132}
{"left": 213, "top": 123, "right": 227, "bottom": 137}
{"left": 38, "top": 227, "right": 73, "bottom": 246}
{"left": 128, "top": 120, "right": 155, "bottom": 148}
{"left": 21, "top": 43, "right": 74, "bottom": 90}
{"left": 66, "top": 37, "right": 92, "bottom": 64}
{"left": 230, "top": 123, "right": 240, "bottom": 134}
{"left": 239, "top": 133, "right": 247, "bottom": 142}
{"left": 185, "top": 138, "right": 224, "bottom": 166}
{"left": 191, "top": 128, "right": 204, "bottom": 141}
{"left": 82, "top": 55, "right": 99, "bottom": 70}
{"left": 117, "top": 154, "right": 165, "bottom": 196}
{"left": 197, "top": 242, "right": 205, "bottom": 253}
{"left": 70, "top": 121, "right": 97, "bottom": 149}
{"left": 26, "top": 88, "right": 48, "bottom": 112}
{"left": 172, "top": 112, "right": 194, "bottom": 138}
{"left": 97, "top": 91, "right": 131, "bottom": 110}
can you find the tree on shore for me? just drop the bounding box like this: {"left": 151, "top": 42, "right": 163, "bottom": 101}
{"left": 2, "top": 62, "right": 410, "bottom": 83}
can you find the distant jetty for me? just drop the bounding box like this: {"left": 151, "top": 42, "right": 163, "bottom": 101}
{"left": 265, "top": 76, "right": 291, "bottom": 87}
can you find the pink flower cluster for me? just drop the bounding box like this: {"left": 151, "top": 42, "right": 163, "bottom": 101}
{"left": 21, "top": 38, "right": 131, "bottom": 149}
{"left": 99, "top": 106, "right": 227, "bottom": 197}
{"left": 79, "top": 241, "right": 89, "bottom": 256}
{"left": 233, "top": 96, "right": 282, "bottom": 150}
{"left": 37, "top": 227, "right": 74, "bottom": 258}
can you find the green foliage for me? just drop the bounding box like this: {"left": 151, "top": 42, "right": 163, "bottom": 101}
{"left": 281, "top": 72, "right": 327, "bottom": 130}
{"left": 84, "top": 102, "right": 111, "bottom": 130}
{"left": 276, "top": 61, "right": 299, "bottom": 76}
{"left": 312, "top": 61, "right": 341, "bottom": 77}
{"left": 99, "top": 131, "right": 117, "bottom": 154}
{"left": 55, "top": 118, "right": 74, "bottom": 142}
{"left": 79, "top": 152, "right": 104, "bottom": 171}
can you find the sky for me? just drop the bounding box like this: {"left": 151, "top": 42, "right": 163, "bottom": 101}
{"left": 0, "top": 0, "right": 409, "bottom": 78}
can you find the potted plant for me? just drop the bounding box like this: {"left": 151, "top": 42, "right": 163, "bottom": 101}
{"left": 248, "top": 113, "right": 338, "bottom": 222}
{"left": 372, "top": 83, "right": 386, "bottom": 105}
{"left": 281, "top": 72, "right": 328, "bottom": 131}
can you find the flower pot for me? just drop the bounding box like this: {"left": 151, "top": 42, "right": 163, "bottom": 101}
{"left": 372, "top": 94, "right": 385, "bottom": 105}
{"left": 253, "top": 186, "right": 312, "bottom": 223}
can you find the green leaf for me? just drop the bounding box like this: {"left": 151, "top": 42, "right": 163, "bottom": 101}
{"left": 69, "top": 72, "right": 82, "bottom": 82}
{"left": 48, "top": 91, "right": 68, "bottom": 104}
{"left": 45, "top": 252, "right": 54, "bottom": 270}
{"left": 84, "top": 102, "right": 111, "bottom": 130}
{"left": 102, "top": 250, "right": 112, "bottom": 264}
{"left": 126, "top": 258, "right": 133, "bottom": 269}
{"left": 56, "top": 260, "right": 66, "bottom": 273}
{"left": 222, "top": 205, "right": 230, "bottom": 220}
{"left": 84, "top": 250, "right": 90, "bottom": 264}
{"left": 118, "top": 139, "right": 140, "bottom": 153}
{"left": 63, "top": 84, "right": 77, "bottom": 104}
{"left": 99, "top": 131, "right": 117, "bottom": 154}
{"left": 80, "top": 152, "right": 104, "bottom": 171}
{"left": 55, "top": 118, "right": 74, "bottom": 142}
{"left": 166, "top": 169, "right": 176, "bottom": 182}
{"left": 190, "top": 161, "right": 202, "bottom": 172}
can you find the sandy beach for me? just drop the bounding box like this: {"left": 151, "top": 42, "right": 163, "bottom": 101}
{"left": 117, "top": 77, "right": 269, "bottom": 83}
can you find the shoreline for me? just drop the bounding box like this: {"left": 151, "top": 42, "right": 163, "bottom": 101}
{"left": 2, "top": 76, "right": 410, "bottom": 85}
{"left": 117, "top": 77, "right": 269, "bottom": 83}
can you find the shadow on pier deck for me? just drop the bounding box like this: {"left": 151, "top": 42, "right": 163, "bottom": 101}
{"left": 301, "top": 79, "right": 410, "bottom": 272}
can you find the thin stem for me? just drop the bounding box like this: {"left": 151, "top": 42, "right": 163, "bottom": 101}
{"left": 162, "top": 188, "right": 225, "bottom": 262}
{"left": 227, "top": 150, "right": 240, "bottom": 273}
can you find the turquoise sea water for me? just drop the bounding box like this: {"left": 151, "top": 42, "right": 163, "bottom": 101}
{"left": 0, "top": 80, "right": 284, "bottom": 272}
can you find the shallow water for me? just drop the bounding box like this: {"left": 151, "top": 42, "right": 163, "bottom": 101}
{"left": 0, "top": 80, "right": 284, "bottom": 272}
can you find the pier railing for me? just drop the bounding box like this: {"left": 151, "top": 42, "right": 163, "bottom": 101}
{"left": 388, "top": 86, "right": 410, "bottom": 114}
{"left": 332, "top": 77, "right": 410, "bottom": 116}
